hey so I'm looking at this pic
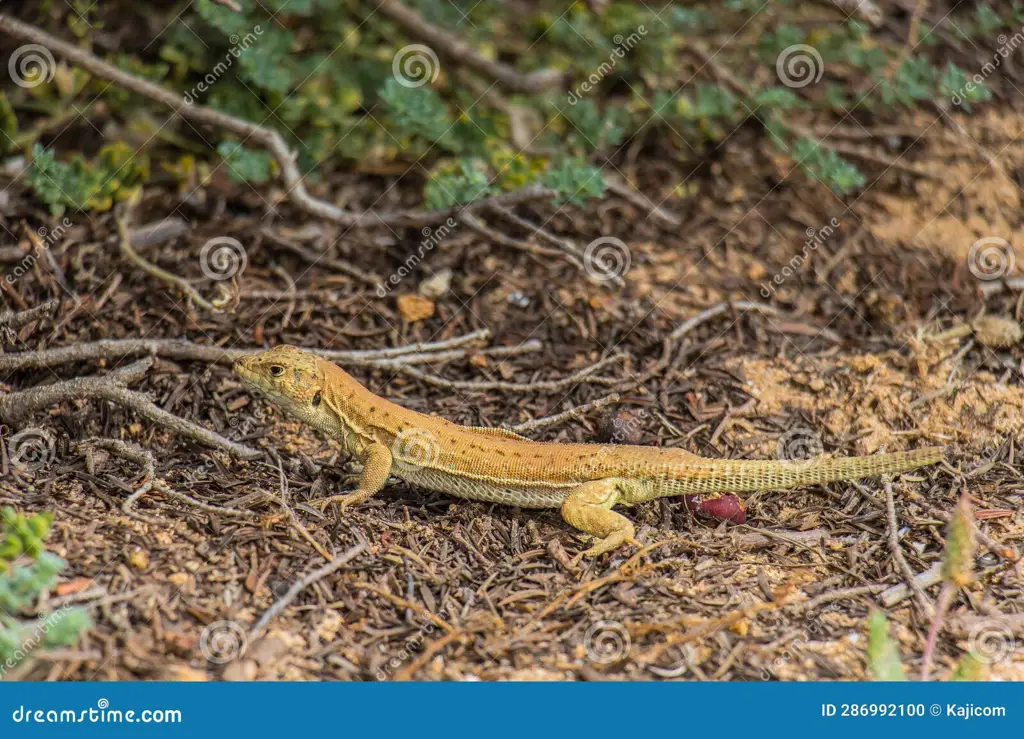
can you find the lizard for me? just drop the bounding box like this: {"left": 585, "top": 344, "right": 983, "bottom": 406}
{"left": 233, "top": 345, "right": 944, "bottom": 559}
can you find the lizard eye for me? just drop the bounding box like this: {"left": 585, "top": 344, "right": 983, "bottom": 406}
{"left": 312, "top": 391, "right": 321, "bottom": 406}
{"left": 269, "top": 365, "right": 284, "bottom": 377}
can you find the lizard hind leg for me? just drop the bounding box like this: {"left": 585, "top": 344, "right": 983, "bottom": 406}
{"left": 561, "top": 478, "right": 637, "bottom": 560}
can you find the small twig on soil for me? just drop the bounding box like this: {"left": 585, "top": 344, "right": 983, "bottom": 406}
{"left": 375, "top": 0, "right": 563, "bottom": 93}
{"left": 0, "top": 15, "right": 557, "bottom": 229}
{"left": 124, "top": 478, "right": 255, "bottom": 521}
{"left": 602, "top": 174, "right": 682, "bottom": 227}
{"left": 115, "top": 211, "right": 225, "bottom": 313}
{"left": 0, "top": 298, "right": 59, "bottom": 330}
{"left": 394, "top": 352, "right": 627, "bottom": 392}
{"left": 509, "top": 392, "right": 620, "bottom": 433}
{"left": 484, "top": 204, "right": 591, "bottom": 271}
{"left": 0, "top": 328, "right": 492, "bottom": 373}
{"left": 0, "top": 358, "right": 259, "bottom": 459}
{"left": 259, "top": 228, "right": 380, "bottom": 286}
{"left": 668, "top": 300, "right": 841, "bottom": 344}
{"left": 884, "top": 481, "right": 934, "bottom": 616}
{"left": 249, "top": 535, "right": 367, "bottom": 638}
{"left": 460, "top": 212, "right": 585, "bottom": 273}
{"left": 125, "top": 217, "right": 191, "bottom": 249}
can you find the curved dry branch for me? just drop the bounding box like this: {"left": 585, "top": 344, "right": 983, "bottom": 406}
{"left": 394, "top": 352, "right": 628, "bottom": 392}
{"left": 0, "top": 299, "right": 59, "bottom": 330}
{"left": 0, "top": 15, "right": 557, "bottom": 229}
{"left": 374, "top": 0, "right": 564, "bottom": 93}
{"left": 0, "top": 328, "right": 493, "bottom": 373}
{"left": 0, "top": 358, "right": 259, "bottom": 459}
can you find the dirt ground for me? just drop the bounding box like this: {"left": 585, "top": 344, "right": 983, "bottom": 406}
{"left": 2, "top": 106, "right": 1023, "bottom": 682}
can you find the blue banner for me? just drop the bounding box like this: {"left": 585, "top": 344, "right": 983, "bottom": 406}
{"left": 0, "top": 682, "right": 1019, "bottom": 737}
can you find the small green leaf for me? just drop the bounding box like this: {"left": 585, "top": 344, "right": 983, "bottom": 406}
{"left": 867, "top": 610, "right": 905, "bottom": 681}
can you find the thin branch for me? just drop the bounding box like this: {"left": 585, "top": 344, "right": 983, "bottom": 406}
{"left": 0, "top": 328, "right": 492, "bottom": 373}
{"left": 0, "top": 358, "right": 259, "bottom": 459}
{"left": 259, "top": 228, "right": 380, "bottom": 286}
{"left": 509, "top": 392, "right": 620, "bottom": 433}
{"left": 0, "top": 15, "right": 557, "bottom": 229}
{"left": 115, "top": 211, "right": 223, "bottom": 312}
{"left": 394, "top": 352, "right": 627, "bottom": 392}
{"left": 374, "top": 0, "right": 564, "bottom": 93}
{"left": 0, "top": 299, "right": 59, "bottom": 330}
{"left": 249, "top": 535, "right": 367, "bottom": 638}
{"left": 884, "top": 480, "right": 934, "bottom": 616}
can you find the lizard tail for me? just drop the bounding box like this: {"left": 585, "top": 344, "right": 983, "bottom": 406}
{"left": 668, "top": 446, "right": 943, "bottom": 494}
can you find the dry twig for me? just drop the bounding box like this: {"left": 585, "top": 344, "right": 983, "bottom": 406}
{"left": 0, "top": 358, "right": 259, "bottom": 458}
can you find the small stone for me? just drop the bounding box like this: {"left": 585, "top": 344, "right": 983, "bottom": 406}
{"left": 168, "top": 572, "right": 189, "bottom": 587}
{"left": 808, "top": 377, "right": 826, "bottom": 392}
{"left": 396, "top": 294, "right": 435, "bottom": 322}
{"left": 507, "top": 290, "right": 530, "bottom": 308}
{"left": 418, "top": 268, "right": 452, "bottom": 299}
{"left": 128, "top": 549, "right": 150, "bottom": 570}
{"left": 222, "top": 659, "right": 258, "bottom": 682}
{"left": 971, "top": 315, "right": 1023, "bottom": 348}
{"left": 158, "top": 664, "right": 210, "bottom": 682}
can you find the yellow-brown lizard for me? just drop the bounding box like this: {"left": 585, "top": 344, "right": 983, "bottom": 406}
{"left": 234, "top": 346, "right": 943, "bottom": 558}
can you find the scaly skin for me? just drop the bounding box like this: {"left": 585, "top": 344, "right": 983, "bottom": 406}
{"left": 234, "top": 346, "right": 943, "bottom": 558}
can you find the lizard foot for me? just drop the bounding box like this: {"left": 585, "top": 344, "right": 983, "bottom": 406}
{"left": 309, "top": 490, "right": 369, "bottom": 515}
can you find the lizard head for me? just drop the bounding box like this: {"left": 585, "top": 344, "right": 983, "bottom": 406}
{"left": 233, "top": 345, "right": 326, "bottom": 421}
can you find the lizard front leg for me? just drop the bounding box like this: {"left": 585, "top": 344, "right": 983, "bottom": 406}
{"left": 312, "top": 442, "right": 392, "bottom": 515}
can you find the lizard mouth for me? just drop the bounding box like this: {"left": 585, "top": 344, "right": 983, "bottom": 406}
{"left": 232, "top": 356, "right": 258, "bottom": 384}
